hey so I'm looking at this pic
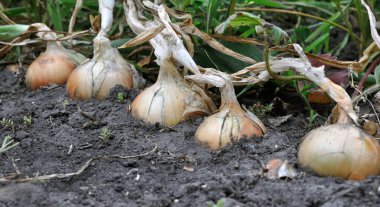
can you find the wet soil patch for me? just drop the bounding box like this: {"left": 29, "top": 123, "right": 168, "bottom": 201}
{"left": 0, "top": 70, "right": 379, "bottom": 207}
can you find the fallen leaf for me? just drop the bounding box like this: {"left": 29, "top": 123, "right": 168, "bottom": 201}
{"left": 268, "top": 114, "right": 292, "bottom": 127}
{"left": 183, "top": 165, "right": 194, "bottom": 172}
{"left": 264, "top": 159, "right": 298, "bottom": 179}
{"left": 5, "top": 64, "right": 22, "bottom": 74}
{"left": 362, "top": 120, "right": 378, "bottom": 136}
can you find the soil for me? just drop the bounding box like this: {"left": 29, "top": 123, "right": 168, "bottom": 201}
{"left": 0, "top": 69, "right": 379, "bottom": 207}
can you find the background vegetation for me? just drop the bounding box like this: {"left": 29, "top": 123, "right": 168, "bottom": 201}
{"left": 1, "top": 0, "right": 380, "bottom": 122}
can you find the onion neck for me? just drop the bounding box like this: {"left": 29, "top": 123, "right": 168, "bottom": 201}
{"left": 92, "top": 35, "right": 113, "bottom": 61}
{"left": 46, "top": 41, "right": 64, "bottom": 53}
{"left": 156, "top": 58, "right": 182, "bottom": 83}
{"left": 220, "top": 81, "right": 241, "bottom": 111}
{"left": 336, "top": 106, "right": 352, "bottom": 125}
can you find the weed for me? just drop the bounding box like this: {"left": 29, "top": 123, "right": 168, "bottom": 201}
{"left": 62, "top": 99, "right": 70, "bottom": 110}
{"left": 0, "top": 118, "right": 15, "bottom": 130}
{"left": 99, "top": 127, "right": 111, "bottom": 143}
{"left": 47, "top": 116, "right": 56, "bottom": 127}
{"left": 117, "top": 92, "right": 124, "bottom": 102}
{"left": 250, "top": 103, "right": 273, "bottom": 118}
{"left": 23, "top": 115, "right": 33, "bottom": 126}
{"left": 0, "top": 135, "right": 19, "bottom": 154}
{"left": 207, "top": 198, "right": 225, "bottom": 207}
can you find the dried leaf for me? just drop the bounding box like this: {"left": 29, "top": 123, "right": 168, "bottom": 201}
{"left": 361, "top": 0, "right": 380, "bottom": 49}
{"left": 119, "top": 24, "right": 164, "bottom": 48}
{"left": 264, "top": 159, "right": 298, "bottom": 179}
{"left": 90, "top": 15, "right": 101, "bottom": 33}
{"left": 183, "top": 165, "right": 194, "bottom": 172}
{"left": 267, "top": 114, "right": 292, "bottom": 127}
{"left": 211, "top": 35, "right": 266, "bottom": 46}
{"left": 307, "top": 89, "right": 331, "bottom": 104}
{"left": 182, "top": 24, "right": 257, "bottom": 64}
{"left": 272, "top": 45, "right": 361, "bottom": 72}
{"left": 216, "top": 12, "right": 290, "bottom": 46}
{"left": 358, "top": 42, "right": 379, "bottom": 69}
{"left": 362, "top": 120, "right": 378, "bottom": 136}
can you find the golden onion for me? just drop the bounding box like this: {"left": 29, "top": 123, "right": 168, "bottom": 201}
{"left": 25, "top": 43, "right": 76, "bottom": 90}
{"left": 66, "top": 0, "right": 143, "bottom": 100}
{"left": 66, "top": 35, "right": 139, "bottom": 100}
{"left": 131, "top": 59, "right": 216, "bottom": 127}
{"left": 25, "top": 23, "right": 85, "bottom": 90}
{"left": 187, "top": 73, "right": 266, "bottom": 150}
{"left": 298, "top": 124, "right": 380, "bottom": 180}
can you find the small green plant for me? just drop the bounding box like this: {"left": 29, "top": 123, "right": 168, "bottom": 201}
{"left": 250, "top": 103, "right": 273, "bottom": 118}
{"left": 47, "top": 116, "right": 56, "bottom": 127}
{"left": 99, "top": 127, "right": 111, "bottom": 143}
{"left": 117, "top": 92, "right": 124, "bottom": 102}
{"left": 62, "top": 99, "right": 70, "bottom": 110}
{"left": 0, "top": 135, "right": 19, "bottom": 154}
{"left": 23, "top": 115, "right": 33, "bottom": 126}
{"left": 207, "top": 198, "right": 225, "bottom": 207}
{"left": 0, "top": 118, "right": 15, "bottom": 130}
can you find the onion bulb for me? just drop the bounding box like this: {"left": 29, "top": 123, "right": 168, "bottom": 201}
{"left": 66, "top": 0, "right": 144, "bottom": 100}
{"left": 66, "top": 35, "right": 140, "bottom": 100}
{"left": 131, "top": 59, "right": 216, "bottom": 127}
{"left": 298, "top": 124, "right": 380, "bottom": 180}
{"left": 25, "top": 24, "right": 85, "bottom": 90}
{"left": 187, "top": 72, "right": 266, "bottom": 150}
{"left": 286, "top": 43, "right": 380, "bottom": 180}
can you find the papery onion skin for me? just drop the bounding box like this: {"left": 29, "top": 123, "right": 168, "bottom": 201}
{"left": 131, "top": 60, "right": 216, "bottom": 127}
{"left": 25, "top": 44, "right": 75, "bottom": 90}
{"left": 186, "top": 72, "right": 266, "bottom": 150}
{"left": 66, "top": 36, "right": 134, "bottom": 100}
{"left": 195, "top": 106, "right": 264, "bottom": 150}
{"left": 298, "top": 124, "right": 380, "bottom": 180}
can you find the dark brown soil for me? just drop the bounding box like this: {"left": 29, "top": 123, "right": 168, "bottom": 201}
{"left": 0, "top": 69, "right": 379, "bottom": 207}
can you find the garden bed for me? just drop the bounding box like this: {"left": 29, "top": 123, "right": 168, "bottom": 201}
{"left": 0, "top": 69, "right": 379, "bottom": 207}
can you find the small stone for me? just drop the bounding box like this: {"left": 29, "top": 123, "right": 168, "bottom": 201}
{"left": 114, "top": 185, "right": 124, "bottom": 192}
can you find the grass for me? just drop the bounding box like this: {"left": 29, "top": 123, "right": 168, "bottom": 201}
{"left": 0, "top": 135, "right": 19, "bottom": 154}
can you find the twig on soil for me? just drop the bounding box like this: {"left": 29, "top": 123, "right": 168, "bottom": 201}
{"left": 67, "top": 144, "right": 74, "bottom": 155}
{"left": 77, "top": 143, "right": 93, "bottom": 150}
{"left": 352, "top": 84, "right": 380, "bottom": 124}
{"left": 11, "top": 158, "right": 20, "bottom": 175}
{"left": 77, "top": 105, "right": 106, "bottom": 128}
{"left": 327, "top": 187, "right": 354, "bottom": 202}
{"left": 0, "top": 146, "right": 157, "bottom": 183}
{"left": 352, "top": 84, "right": 380, "bottom": 104}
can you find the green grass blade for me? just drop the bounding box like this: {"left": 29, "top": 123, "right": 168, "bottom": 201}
{"left": 305, "top": 32, "right": 329, "bottom": 53}
{"left": 47, "top": 0, "right": 63, "bottom": 31}
{"left": 206, "top": 0, "right": 219, "bottom": 34}
{"left": 305, "top": 12, "right": 340, "bottom": 43}
{"left": 0, "top": 24, "right": 28, "bottom": 40}
{"left": 252, "top": 0, "right": 289, "bottom": 9}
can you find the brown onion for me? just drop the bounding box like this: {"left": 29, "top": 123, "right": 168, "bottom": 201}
{"left": 24, "top": 23, "right": 85, "bottom": 90}
{"left": 66, "top": 0, "right": 143, "bottom": 100}
{"left": 131, "top": 59, "right": 216, "bottom": 127}
{"left": 25, "top": 43, "right": 76, "bottom": 90}
{"left": 66, "top": 35, "right": 139, "bottom": 100}
{"left": 187, "top": 73, "right": 266, "bottom": 150}
{"left": 298, "top": 124, "right": 380, "bottom": 180}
